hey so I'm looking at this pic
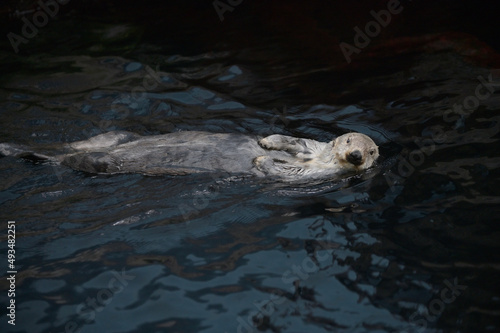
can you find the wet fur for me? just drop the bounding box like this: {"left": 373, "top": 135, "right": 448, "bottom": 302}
{"left": 0, "top": 131, "right": 379, "bottom": 180}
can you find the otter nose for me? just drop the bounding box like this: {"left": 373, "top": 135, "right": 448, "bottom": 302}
{"left": 347, "top": 150, "right": 363, "bottom": 165}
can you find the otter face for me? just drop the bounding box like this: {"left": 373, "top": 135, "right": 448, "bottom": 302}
{"left": 333, "top": 133, "right": 379, "bottom": 172}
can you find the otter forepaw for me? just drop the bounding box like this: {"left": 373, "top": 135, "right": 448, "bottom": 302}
{"left": 254, "top": 155, "right": 269, "bottom": 168}
{"left": 253, "top": 155, "right": 275, "bottom": 174}
{"left": 258, "top": 137, "right": 274, "bottom": 150}
{"left": 259, "top": 134, "right": 294, "bottom": 151}
{"left": 254, "top": 155, "right": 305, "bottom": 177}
{"left": 259, "top": 134, "right": 309, "bottom": 155}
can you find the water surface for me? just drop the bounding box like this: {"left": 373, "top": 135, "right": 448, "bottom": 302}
{"left": 1, "top": 3, "right": 500, "bottom": 333}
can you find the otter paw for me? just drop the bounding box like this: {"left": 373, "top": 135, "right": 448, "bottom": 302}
{"left": 253, "top": 155, "right": 273, "bottom": 173}
{"left": 258, "top": 138, "right": 273, "bottom": 150}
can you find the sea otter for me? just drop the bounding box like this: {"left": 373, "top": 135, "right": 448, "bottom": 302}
{"left": 0, "top": 131, "right": 379, "bottom": 181}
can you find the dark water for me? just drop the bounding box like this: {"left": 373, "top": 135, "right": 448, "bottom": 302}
{"left": 1, "top": 2, "right": 500, "bottom": 333}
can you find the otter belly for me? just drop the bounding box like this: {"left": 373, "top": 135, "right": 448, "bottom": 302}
{"left": 60, "top": 131, "right": 276, "bottom": 176}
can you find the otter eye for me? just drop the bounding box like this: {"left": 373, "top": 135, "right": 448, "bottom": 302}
{"left": 369, "top": 150, "right": 375, "bottom": 155}
{"left": 346, "top": 138, "right": 351, "bottom": 144}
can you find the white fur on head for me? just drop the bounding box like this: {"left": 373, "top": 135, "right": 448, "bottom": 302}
{"left": 332, "top": 133, "right": 379, "bottom": 171}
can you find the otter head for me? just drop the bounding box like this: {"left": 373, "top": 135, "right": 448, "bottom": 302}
{"left": 332, "top": 133, "right": 379, "bottom": 173}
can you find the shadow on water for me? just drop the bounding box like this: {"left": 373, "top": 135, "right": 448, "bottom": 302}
{"left": 1, "top": 1, "right": 500, "bottom": 333}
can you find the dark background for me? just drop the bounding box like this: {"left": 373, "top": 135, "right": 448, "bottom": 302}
{"left": 2, "top": 0, "right": 500, "bottom": 62}
{"left": 1, "top": 1, "right": 500, "bottom": 333}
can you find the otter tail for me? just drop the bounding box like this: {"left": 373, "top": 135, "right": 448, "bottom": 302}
{"left": 0, "top": 142, "right": 51, "bottom": 161}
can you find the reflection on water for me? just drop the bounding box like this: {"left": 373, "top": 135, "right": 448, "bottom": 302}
{"left": 1, "top": 5, "right": 500, "bottom": 333}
